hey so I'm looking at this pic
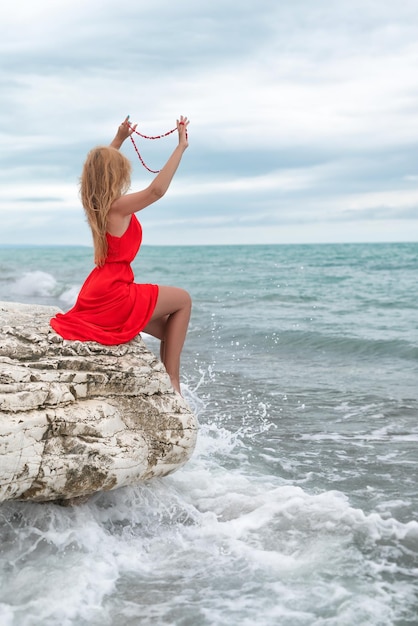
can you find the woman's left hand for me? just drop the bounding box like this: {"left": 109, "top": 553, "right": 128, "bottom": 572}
{"left": 177, "top": 115, "right": 189, "bottom": 150}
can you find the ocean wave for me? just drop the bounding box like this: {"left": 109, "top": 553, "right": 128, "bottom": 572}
{"left": 0, "top": 430, "right": 417, "bottom": 626}
{"left": 7, "top": 270, "right": 81, "bottom": 309}
{"left": 250, "top": 328, "right": 418, "bottom": 361}
{"left": 10, "top": 271, "right": 57, "bottom": 298}
{"left": 0, "top": 381, "right": 416, "bottom": 625}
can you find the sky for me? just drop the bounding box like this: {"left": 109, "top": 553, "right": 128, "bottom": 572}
{"left": 1, "top": 0, "right": 418, "bottom": 246}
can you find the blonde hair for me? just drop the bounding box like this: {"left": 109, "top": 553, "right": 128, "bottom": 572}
{"left": 80, "top": 146, "right": 132, "bottom": 266}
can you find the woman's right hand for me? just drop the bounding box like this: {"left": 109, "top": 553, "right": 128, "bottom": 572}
{"left": 117, "top": 116, "right": 137, "bottom": 142}
{"left": 110, "top": 116, "right": 137, "bottom": 150}
{"left": 177, "top": 115, "right": 189, "bottom": 150}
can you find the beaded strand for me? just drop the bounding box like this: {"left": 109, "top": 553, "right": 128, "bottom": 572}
{"left": 128, "top": 123, "right": 177, "bottom": 173}
{"left": 131, "top": 126, "right": 177, "bottom": 140}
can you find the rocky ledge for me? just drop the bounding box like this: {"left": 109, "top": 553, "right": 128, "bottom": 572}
{"left": 0, "top": 301, "right": 198, "bottom": 504}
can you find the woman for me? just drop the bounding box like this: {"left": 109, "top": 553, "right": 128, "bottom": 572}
{"left": 50, "top": 115, "right": 191, "bottom": 395}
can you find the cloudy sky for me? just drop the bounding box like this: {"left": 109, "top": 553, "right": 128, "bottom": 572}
{"left": 1, "top": 0, "right": 418, "bottom": 246}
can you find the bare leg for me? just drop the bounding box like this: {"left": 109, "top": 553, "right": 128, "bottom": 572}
{"left": 143, "top": 286, "right": 191, "bottom": 394}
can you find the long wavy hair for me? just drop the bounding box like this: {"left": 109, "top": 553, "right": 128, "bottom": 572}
{"left": 80, "top": 146, "right": 132, "bottom": 266}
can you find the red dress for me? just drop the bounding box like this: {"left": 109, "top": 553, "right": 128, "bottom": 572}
{"left": 50, "top": 215, "right": 158, "bottom": 345}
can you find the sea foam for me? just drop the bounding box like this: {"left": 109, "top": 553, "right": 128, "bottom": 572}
{"left": 10, "top": 271, "right": 57, "bottom": 298}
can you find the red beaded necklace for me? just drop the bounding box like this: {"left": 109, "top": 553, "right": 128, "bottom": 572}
{"left": 128, "top": 124, "right": 177, "bottom": 173}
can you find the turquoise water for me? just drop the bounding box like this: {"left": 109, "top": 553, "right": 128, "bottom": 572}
{"left": 0, "top": 242, "right": 417, "bottom": 625}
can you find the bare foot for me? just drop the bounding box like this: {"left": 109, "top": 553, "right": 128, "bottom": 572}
{"left": 170, "top": 377, "right": 182, "bottom": 396}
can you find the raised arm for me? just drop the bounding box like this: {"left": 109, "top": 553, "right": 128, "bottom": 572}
{"left": 111, "top": 116, "right": 190, "bottom": 217}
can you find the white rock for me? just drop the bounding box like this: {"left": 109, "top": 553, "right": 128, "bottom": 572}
{"left": 0, "top": 301, "right": 198, "bottom": 503}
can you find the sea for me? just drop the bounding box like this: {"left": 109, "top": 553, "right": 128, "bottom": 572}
{"left": 0, "top": 241, "right": 417, "bottom": 626}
